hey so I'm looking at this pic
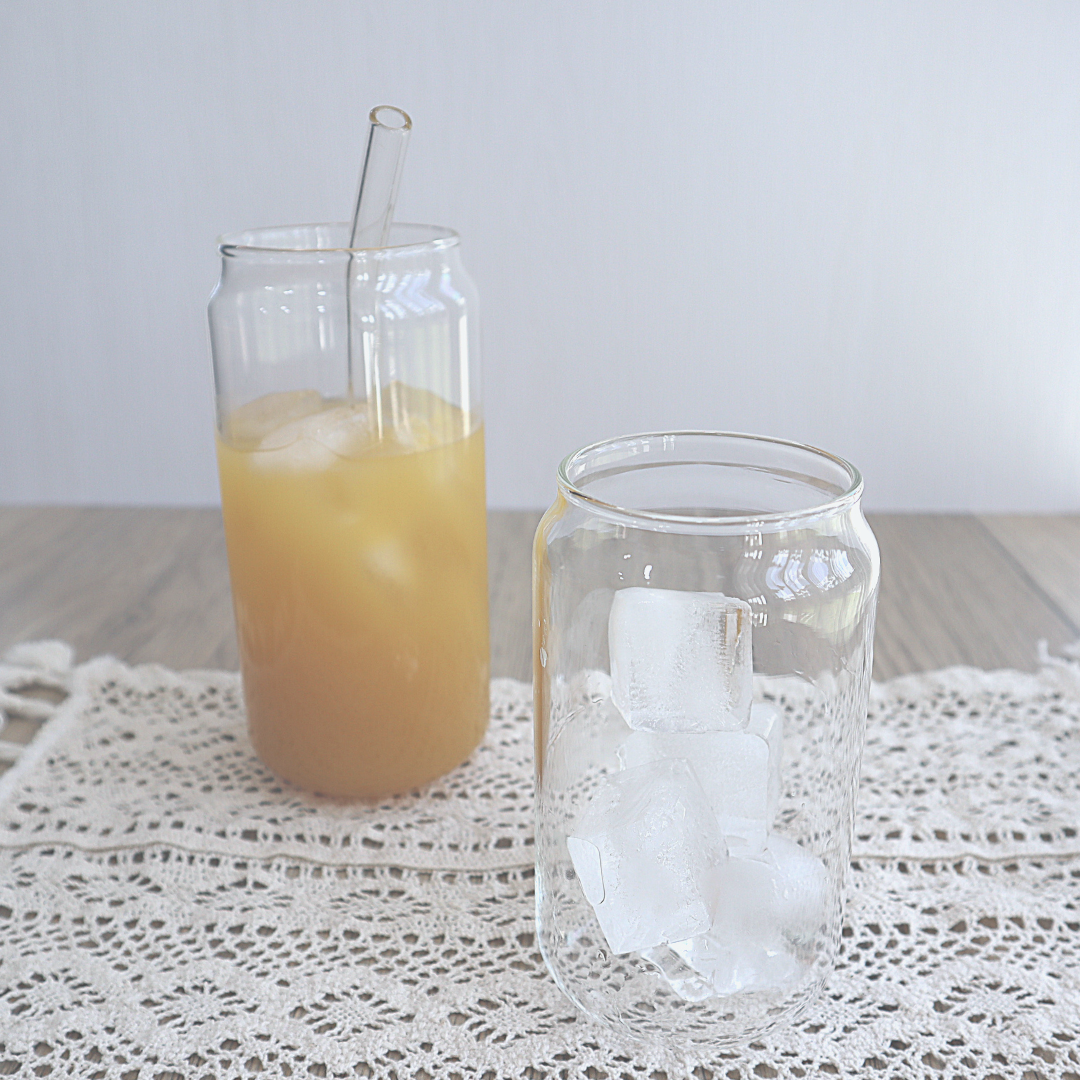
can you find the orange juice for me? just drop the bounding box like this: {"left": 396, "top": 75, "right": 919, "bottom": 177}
{"left": 216, "top": 384, "right": 489, "bottom": 797}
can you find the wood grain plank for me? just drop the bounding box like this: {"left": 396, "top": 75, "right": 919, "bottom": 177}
{"left": 867, "top": 513, "right": 1078, "bottom": 679}
{"left": 0, "top": 508, "right": 542, "bottom": 679}
{"left": 0, "top": 507, "right": 236, "bottom": 670}
{"left": 2, "top": 509, "right": 1074, "bottom": 689}
{"left": 488, "top": 510, "right": 543, "bottom": 681}
{"left": 495, "top": 512, "right": 1074, "bottom": 681}
{"left": 976, "top": 514, "right": 1080, "bottom": 635}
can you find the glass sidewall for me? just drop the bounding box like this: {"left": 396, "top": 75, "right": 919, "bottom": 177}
{"left": 533, "top": 434, "right": 879, "bottom": 1046}
{"left": 208, "top": 223, "right": 488, "bottom": 798}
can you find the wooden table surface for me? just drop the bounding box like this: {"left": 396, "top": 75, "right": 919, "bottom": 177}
{"left": 1, "top": 508, "right": 1078, "bottom": 688}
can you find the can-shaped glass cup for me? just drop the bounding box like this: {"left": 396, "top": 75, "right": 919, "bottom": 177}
{"left": 533, "top": 432, "right": 879, "bottom": 1047}
{"left": 208, "top": 223, "right": 489, "bottom": 798}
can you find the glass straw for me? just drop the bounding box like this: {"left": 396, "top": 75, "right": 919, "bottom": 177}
{"left": 346, "top": 106, "right": 412, "bottom": 417}
{"left": 349, "top": 105, "right": 412, "bottom": 249}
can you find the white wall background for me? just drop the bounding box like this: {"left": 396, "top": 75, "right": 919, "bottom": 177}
{"left": 2, "top": 0, "right": 1079, "bottom": 511}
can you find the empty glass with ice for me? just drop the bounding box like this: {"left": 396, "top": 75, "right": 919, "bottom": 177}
{"left": 533, "top": 433, "right": 879, "bottom": 1047}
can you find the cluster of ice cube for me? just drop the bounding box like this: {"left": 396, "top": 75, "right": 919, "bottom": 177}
{"left": 253, "top": 402, "right": 372, "bottom": 471}
{"left": 565, "top": 587, "right": 827, "bottom": 1000}
{"left": 230, "top": 386, "right": 450, "bottom": 474}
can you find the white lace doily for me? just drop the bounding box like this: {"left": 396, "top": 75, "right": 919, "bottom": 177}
{"left": 0, "top": 642, "right": 1078, "bottom": 1079}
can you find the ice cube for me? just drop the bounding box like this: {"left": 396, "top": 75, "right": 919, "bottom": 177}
{"left": 364, "top": 539, "right": 411, "bottom": 585}
{"left": 573, "top": 667, "right": 614, "bottom": 704}
{"left": 556, "top": 668, "right": 615, "bottom": 719}
{"left": 653, "top": 850, "right": 790, "bottom": 999}
{"left": 652, "top": 836, "right": 827, "bottom": 998}
{"left": 749, "top": 701, "right": 783, "bottom": 826}
{"left": 545, "top": 670, "right": 622, "bottom": 777}
{"left": 254, "top": 403, "right": 371, "bottom": 471}
{"left": 546, "top": 690, "right": 630, "bottom": 792}
{"left": 668, "top": 929, "right": 800, "bottom": 997}
{"left": 253, "top": 437, "right": 337, "bottom": 472}
{"left": 225, "top": 389, "right": 324, "bottom": 446}
{"left": 565, "top": 837, "right": 605, "bottom": 905}
{"left": 567, "top": 758, "right": 727, "bottom": 955}
{"left": 765, "top": 834, "right": 828, "bottom": 942}
{"left": 617, "top": 729, "right": 771, "bottom": 852}
{"left": 709, "top": 837, "right": 826, "bottom": 947}
{"left": 608, "top": 588, "right": 752, "bottom": 733}
{"left": 640, "top": 944, "right": 715, "bottom": 1002}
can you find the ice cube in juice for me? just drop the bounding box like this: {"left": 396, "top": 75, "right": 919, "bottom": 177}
{"left": 216, "top": 384, "right": 490, "bottom": 797}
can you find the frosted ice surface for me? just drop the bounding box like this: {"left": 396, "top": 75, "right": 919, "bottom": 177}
{"left": 226, "top": 389, "right": 324, "bottom": 445}
{"left": 651, "top": 837, "right": 827, "bottom": 998}
{"left": 565, "top": 837, "right": 604, "bottom": 905}
{"left": 255, "top": 404, "right": 371, "bottom": 470}
{"left": 363, "top": 539, "right": 411, "bottom": 586}
{"left": 749, "top": 701, "right": 784, "bottom": 827}
{"left": 668, "top": 929, "right": 800, "bottom": 998}
{"left": 708, "top": 837, "right": 826, "bottom": 951}
{"left": 617, "top": 729, "right": 770, "bottom": 852}
{"left": 765, "top": 834, "right": 828, "bottom": 942}
{"left": 566, "top": 668, "right": 614, "bottom": 705}
{"left": 567, "top": 758, "right": 727, "bottom": 955}
{"left": 608, "top": 588, "right": 753, "bottom": 733}
{"left": 640, "top": 944, "right": 715, "bottom": 1002}
{"left": 546, "top": 692, "right": 630, "bottom": 792}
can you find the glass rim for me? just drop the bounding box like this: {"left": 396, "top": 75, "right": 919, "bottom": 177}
{"left": 556, "top": 430, "right": 865, "bottom": 528}
{"left": 217, "top": 221, "right": 459, "bottom": 256}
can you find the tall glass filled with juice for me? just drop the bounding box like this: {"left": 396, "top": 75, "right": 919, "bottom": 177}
{"left": 208, "top": 223, "right": 489, "bottom": 797}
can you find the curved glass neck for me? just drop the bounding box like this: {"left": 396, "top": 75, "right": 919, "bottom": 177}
{"left": 208, "top": 221, "right": 480, "bottom": 431}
